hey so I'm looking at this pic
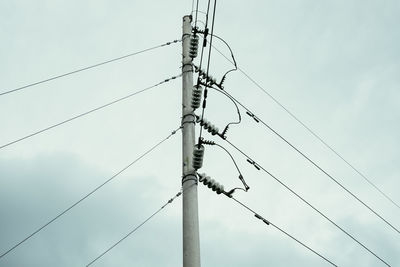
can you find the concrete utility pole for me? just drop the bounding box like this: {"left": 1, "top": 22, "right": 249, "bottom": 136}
{"left": 181, "top": 15, "right": 201, "bottom": 267}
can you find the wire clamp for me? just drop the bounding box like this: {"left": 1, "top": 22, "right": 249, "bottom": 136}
{"left": 246, "top": 159, "right": 261, "bottom": 170}
{"left": 254, "top": 213, "right": 270, "bottom": 225}
{"left": 181, "top": 113, "right": 196, "bottom": 126}
{"left": 182, "top": 172, "right": 198, "bottom": 184}
{"left": 246, "top": 111, "right": 260, "bottom": 123}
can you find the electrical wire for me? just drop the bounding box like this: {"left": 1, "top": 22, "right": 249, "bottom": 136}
{"left": 211, "top": 43, "right": 400, "bottom": 212}
{"left": 194, "top": 0, "right": 212, "bottom": 145}
{"left": 218, "top": 89, "right": 400, "bottom": 236}
{"left": 197, "top": 33, "right": 237, "bottom": 87}
{"left": 0, "top": 40, "right": 181, "bottom": 97}
{"left": 191, "top": 0, "right": 195, "bottom": 17}
{"left": 198, "top": 0, "right": 217, "bottom": 144}
{"left": 224, "top": 138, "right": 391, "bottom": 266}
{"left": 0, "top": 74, "right": 181, "bottom": 150}
{"left": 203, "top": 141, "right": 249, "bottom": 192}
{"left": 86, "top": 189, "right": 182, "bottom": 266}
{"left": 193, "top": 0, "right": 200, "bottom": 29}
{"left": 0, "top": 126, "right": 182, "bottom": 260}
{"left": 208, "top": 85, "right": 241, "bottom": 133}
{"left": 209, "top": 34, "right": 238, "bottom": 84}
{"left": 228, "top": 196, "right": 338, "bottom": 267}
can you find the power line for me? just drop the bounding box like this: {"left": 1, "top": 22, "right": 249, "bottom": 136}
{"left": 0, "top": 126, "right": 181, "bottom": 260}
{"left": 223, "top": 138, "right": 391, "bottom": 266}
{"left": 198, "top": 0, "right": 217, "bottom": 144}
{"left": 0, "top": 39, "right": 181, "bottom": 97}
{"left": 193, "top": 0, "right": 200, "bottom": 30}
{"left": 211, "top": 43, "right": 400, "bottom": 212}
{"left": 226, "top": 196, "right": 338, "bottom": 266}
{"left": 218, "top": 88, "right": 400, "bottom": 236}
{"left": 86, "top": 189, "right": 182, "bottom": 266}
{"left": 0, "top": 74, "right": 181, "bottom": 150}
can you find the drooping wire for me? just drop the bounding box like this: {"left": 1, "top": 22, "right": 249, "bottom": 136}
{"left": 0, "top": 40, "right": 181, "bottom": 97}
{"left": 219, "top": 89, "right": 400, "bottom": 235}
{"left": 223, "top": 138, "right": 391, "bottom": 267}
{"left": 208, "top": 85, "right": 241, "bottom": 137}
{"left": 0, "top": 74, "right": 181, "bottom": 150}
{"left": 201, "top": 139, "right": 249, "bottom": 193}
{"left": 86, "top": 189, "right": 183, "bottom": 266}
{"left": 198, "top": 0, "right": 217, "bottom": 145}
{"left": 194, "top": 32, "right": 237, "bottom": 88}
{"left": 193, "top": 83, "right": 241, "bottom": 139}
{"left": 211, "top": 42, "right": 400, "bottom": 212}
{"left": 227, "top": 196, "right": 338, "bottom": 266}
{"left": 0, "top": 126, "right": 182, "bottom": 260}
{"left": 212, "top": 34, "right": 237, "bottom": 87}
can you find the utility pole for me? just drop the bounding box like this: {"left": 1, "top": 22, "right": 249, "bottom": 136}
{"left": 181, "top": 15, "right": 201, "bottom": 267}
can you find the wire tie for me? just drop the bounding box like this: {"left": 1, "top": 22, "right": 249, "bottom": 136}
{"left": 182, "top": 173, "right": 198, "bottom": 184}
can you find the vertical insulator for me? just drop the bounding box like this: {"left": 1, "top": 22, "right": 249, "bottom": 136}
{"left": 189, "top": 34, "right": 199, "bottom": 59}
{"left": 192, "top": 144, "right": 205, "bottom": 170}
{"left": 191, "top": 85, "right": 203, "bottom": 110}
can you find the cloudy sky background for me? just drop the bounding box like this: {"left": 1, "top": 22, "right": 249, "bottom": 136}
{"left": 0, "top": 0, "right": 399, "bottom": 266}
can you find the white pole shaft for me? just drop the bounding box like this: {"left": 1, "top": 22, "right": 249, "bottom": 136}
{"left": 181, "top": 15, "right": 201, "bottom": 267}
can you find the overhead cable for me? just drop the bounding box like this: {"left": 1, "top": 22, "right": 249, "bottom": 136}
{"left": 192, "top": 0, "right": 211, "bottom": 146}
{"left": 0, "top": 126, "right": 181, "bottom": 260}
{"left": 224, "top": 138, "right": 391, "bottom": 267}
{"left": 211, "top": 43, "right": 400, "bottom": 212}
{"left": 201, "top": 139, "right": 249, "bottom": 193}
{"left": 86, "top": 189, "right": 182, "bottom": 266}
{"left": 219, "top": 89, "right": 400, "bottom": 236}
{"left": 228, "top": 196, "right": 338, "bottom": 267}
{"left": 0, "top": 39, "right": 181, "bottom": 97}
{"left": 0, "top": 74, "right": 181, "bottom": 150}
{"left": 198, "top": 0, "right": 217, "bottom": 144}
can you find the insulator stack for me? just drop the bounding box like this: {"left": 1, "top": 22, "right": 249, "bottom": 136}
{"left": 200, "top": 118, "right": 219, "bottom": 135}
{"left": 192, "top": 144, "right": 205, "bottom": 170}
{"left": 191, "top": 85, "right": 203, "bottom": 110}
{"left": 189, "top": 34, "right": 199, "bottom": 59}
{"left": 198, "top": 173, "right": 224, "bottom": 194}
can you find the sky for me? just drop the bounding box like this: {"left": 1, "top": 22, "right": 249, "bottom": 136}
{"left": 0, "top": 0, "right": 399, "bottom": 266}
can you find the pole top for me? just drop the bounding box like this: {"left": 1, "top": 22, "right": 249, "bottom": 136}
{"left": 183, "top": 15, "right": 193, "bottom": 23}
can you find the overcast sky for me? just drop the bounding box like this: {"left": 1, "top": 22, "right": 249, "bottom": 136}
{"left": 0, "top": 0, "right": 399, "bottom": 266}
